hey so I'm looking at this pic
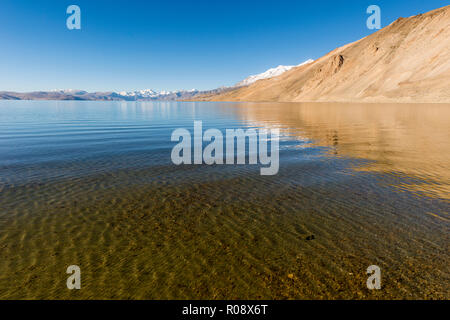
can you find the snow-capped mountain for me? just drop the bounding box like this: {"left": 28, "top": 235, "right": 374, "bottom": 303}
{"left": 116, "top": 89, "right": 198, "bottom": 99}
{"left": 235, "top": 59, "right": 314, "bottom": 87}
{"left": 117, "top": 89, "right": 158, "bottom": 98}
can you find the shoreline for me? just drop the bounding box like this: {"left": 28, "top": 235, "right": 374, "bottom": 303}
{"left": 3, "top": 98, "right": 450, "bottom": 105}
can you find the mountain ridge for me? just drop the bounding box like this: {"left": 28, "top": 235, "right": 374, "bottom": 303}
{"left": 0, "top": 89, "right": 207, "bottom": 101}
{"left": 194, "top": 5, "right": 450, "bottom": 103}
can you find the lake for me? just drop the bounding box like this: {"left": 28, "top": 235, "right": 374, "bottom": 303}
{"left": 0, "top": 100, "right": 448, "bottom": 299}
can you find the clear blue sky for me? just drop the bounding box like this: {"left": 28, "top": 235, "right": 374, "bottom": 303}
{"left": 0, "top": 0, "right": 446, "bottom": 92}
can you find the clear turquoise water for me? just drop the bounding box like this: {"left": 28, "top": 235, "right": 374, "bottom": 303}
{"left": 0, "top": 100, "right": 448, "bottom": 299}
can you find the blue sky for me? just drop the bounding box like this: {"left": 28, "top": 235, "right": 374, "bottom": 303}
{"left": 0, "top": 0, "right": 446, "bottom": 92}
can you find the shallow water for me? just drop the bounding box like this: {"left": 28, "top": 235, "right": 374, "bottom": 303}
{"left": 0, "top": 100, "right": 448, "bottom": 299}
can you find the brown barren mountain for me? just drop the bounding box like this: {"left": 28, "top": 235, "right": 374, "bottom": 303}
{"left": 197, "top": 5, "right": 450, "bottom": 103}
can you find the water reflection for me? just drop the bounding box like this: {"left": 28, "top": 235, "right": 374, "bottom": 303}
{"left": 230, "top": 102, "right": 450, "bottom": 200}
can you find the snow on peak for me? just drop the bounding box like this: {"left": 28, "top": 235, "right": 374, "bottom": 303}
{"left": 118, "top": 89, "right": 158, "bottom": 97}
{"left": 115, "top": 89, "right": 199, "bottom": 98}
{"left": 51, "top": 89, "right": 87, "bottom": 94}
{"left": 235, "top": 59, "right": 314, "bottom": 87}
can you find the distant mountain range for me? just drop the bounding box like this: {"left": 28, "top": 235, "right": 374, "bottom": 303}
{"left": 0, "top": 61, "right": 312, "bottom": 101}
{"left": 0, "top": 88, "right": 204, "bottom": 101}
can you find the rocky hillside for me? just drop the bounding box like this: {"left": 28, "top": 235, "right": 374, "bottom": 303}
{"left": 197, "top": 5, "right": 450, "bottom": 103}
